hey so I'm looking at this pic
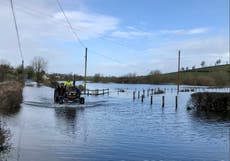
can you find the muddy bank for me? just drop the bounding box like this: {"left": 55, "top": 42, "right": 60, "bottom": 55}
{"left": 188, "top": 92, "right": 230, "bottom": 112}
{"left": 0, "top": 81, "right": 23, "bottom": 114}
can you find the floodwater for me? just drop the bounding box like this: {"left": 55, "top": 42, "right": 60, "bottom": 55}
{"left": 1, "top": 82, "right": 229, "bottom": 161}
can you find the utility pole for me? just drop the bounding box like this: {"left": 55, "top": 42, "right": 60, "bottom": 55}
{"left": 73, "top": 74, "right": 75, "bottom": 86}
{"left": 22, "top": 60, "right": 24, "bottom": 82}
{"left": 84, "top": 48, "right": 88, "bottom": 94}
{"left": 177, "top": 50, "right": 181, "bottom": 94}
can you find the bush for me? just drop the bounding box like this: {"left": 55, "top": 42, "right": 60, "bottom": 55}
{"left": 189, "top": 92, "right": 230, "bottom": 112}
{"left": 0, "top": 81, "right": 23, "bottom": 114}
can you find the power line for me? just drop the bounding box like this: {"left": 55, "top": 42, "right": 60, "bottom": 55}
{"left": 53, "top": 0, "right": 150, "bottom": 72}
{"left": 9, "top": 0, "right": 24, "bottom": 62}
{"left": 2, "top": 0, "right": 128, "bottom": 68}
{"left": 2, "top": 0, "right": 229, "bottom": 65}
{"left": 2, "top": 0, "right": 168, "bottom": 67}
{"left": 88, "top": 48, "right": 123, "bottom": 64}
{"left": 7, "top": 0, "right": 225, "bottom": 74}
{"left": 55, "top": 0, "right": 86, "bottom": 48}
{"left": 2, "top": 0, "right": 147, "bottom": 56}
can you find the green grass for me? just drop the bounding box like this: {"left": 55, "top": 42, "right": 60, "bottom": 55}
{"left": 85, "top": 64, "right": 230, "bottom": 86}
{"left": 164, "top": 64, "right": 230, "bottom": 86}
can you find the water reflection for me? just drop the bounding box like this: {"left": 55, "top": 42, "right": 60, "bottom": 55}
{"left": 186, "top": 110, "right": 230, "bottom": 144}
{"left": 0, "top": 104, "right": 21, "bottom": 116}
{"left": 190, "top": 110, "right": 230, "bottom": 122}
{"left": 0, "top": 121, "right": 11, "bottom": 160}
{"left": 54, "top": 107, "right": 85, "bottom": 135}
{"left": 0, "top": 104, "right": 21, "bottom": 159}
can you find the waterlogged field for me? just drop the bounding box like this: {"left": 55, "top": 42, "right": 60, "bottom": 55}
{"left": 1, "top": 82, "right": 230, "bottom": 161}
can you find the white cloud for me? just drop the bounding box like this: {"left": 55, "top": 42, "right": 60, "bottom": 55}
{"left": 109, "top": 27, "right": 209, "bottom": 40}
{"left": 160, "top": 27, "right": 209, "bottom": 35}
{"left": 110, "top": 30, "right": 153, "bottom": 39}
{"left": 0, "top": 0, "right": 228, "bottom": 76}
{"left": 146, "top": 36, "right": 229, "bottom": 72}
{"left": 53, "top": 11, "right": 119, "bottom": 40}
{"left": 0, "top": 0, "right": 119, "bottom": 72}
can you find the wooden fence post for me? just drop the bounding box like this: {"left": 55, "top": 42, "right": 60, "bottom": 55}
{"left": 133, "top": 91, "right": 136, "bottom": 100}
{"left": 150, "top": 95, "right": 153, "bottom": 105}
{"left": 175, "top": 95, "right": 178, "bottom": 109}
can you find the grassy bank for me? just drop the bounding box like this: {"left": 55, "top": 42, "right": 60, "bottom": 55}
{"left": 165, "top": 64, "right": 230, "bottom": 86}
{"left": 0, "top": 81, "right": 23, "bottom": 114}
{"left": 86, "top": 64, "right": 230, "bottom": 86}
{"left": 0, "top": 81, "right": 23, "bottom": 153}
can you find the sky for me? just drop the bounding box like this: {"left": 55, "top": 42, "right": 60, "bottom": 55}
{"left": 0, "top": 0, "right": 229, "bottom": 76}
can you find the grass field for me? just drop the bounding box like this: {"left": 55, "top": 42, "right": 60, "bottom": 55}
{"left": 164, "top": 64, "right": 230, "bottom": 86}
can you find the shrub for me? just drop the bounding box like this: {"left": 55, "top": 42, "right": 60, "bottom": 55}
{"left": 189, "top": 92, "right": 230, "bottom": 112}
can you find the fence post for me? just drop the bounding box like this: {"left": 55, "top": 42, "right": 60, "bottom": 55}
{"left": 162, "top": 96, "right": 165, "bottom": 107}
{"left": 133, "top": 91, "right": 136, "bottom": 100}
{"left": 175, "top": 95, "right": 178, "bottom": 109}
{"left": 138, "top": 91, "right": 140, "bottom": 99}
{"left": 150, "top": 95, "right": 153, "bottom": 105}
{"left": 141, "top": 94, "right": 144, "bottom": 103}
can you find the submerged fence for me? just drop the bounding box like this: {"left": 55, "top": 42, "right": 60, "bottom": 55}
{"left": 130, "top": 87, "right": 230, "bottom": 108}
{"left": 82, "top": 86, "right": 230, "bottom": 109}
{"left": 84, "top": 89, "right": 109, "bottom": 96}
{"left": 132, "top": 90, "right": 178, "bottom": 108}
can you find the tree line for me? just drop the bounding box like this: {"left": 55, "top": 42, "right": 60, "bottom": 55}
{"left": 1, "top": 57, "right": 229, "bottom": 86}
{"left": 0, "top": 56, "right": 47, "bottom": 83}
{"left": 181, "top": 59, "right": 227, "bottom": 71}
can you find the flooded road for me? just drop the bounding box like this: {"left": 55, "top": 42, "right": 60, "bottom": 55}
{"left": 1, "top": 83, "right": 230, "bottom": 161}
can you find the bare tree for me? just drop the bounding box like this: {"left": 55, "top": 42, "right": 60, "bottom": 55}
{"left": 31, "top": 56, "right": 47, "bottom": 82}
{"left": 149, "top": 70, "right": 161, "bottom": 75}
{"left": 0, "top": 63, "right": 13, "bottom": 82}
{"left": 201, "top": 61, "right": 205, "bottom": 67}
{"left": 215, "top": 59, "right": 221, "bottom": 66}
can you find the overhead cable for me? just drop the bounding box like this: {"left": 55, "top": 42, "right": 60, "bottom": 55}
{"left": 9, "top": 0, "right": 24, "bottom": 62}
{"left": 55, "top": 0, "right": 86, "bottom": 48}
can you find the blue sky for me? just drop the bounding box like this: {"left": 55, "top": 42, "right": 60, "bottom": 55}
{"left": 0, "top": 0, "right": 229, "bottom": 76}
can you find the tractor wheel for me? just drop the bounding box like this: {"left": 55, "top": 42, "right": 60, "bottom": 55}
{"left": 54, "top": 89, "right": 59, "bottom": 103}
{"left": 80, "top": 97, "right": 85, "bottom": 104}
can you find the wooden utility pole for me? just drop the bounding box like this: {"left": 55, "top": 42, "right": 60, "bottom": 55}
{"left": 177, "top": 50, "right": 181, "bottom": 94}
{"left": 73, "top": 74, "right": 76, "bottom": 86}
{"left": 22, "top": 60, "right": 24, "bottom": 83}
{"left": 84, "top": 48, "right": 88, "bottom": 94}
